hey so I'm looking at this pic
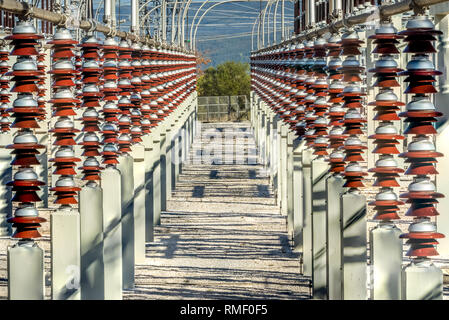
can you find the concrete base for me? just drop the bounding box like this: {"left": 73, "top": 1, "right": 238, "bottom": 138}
{"left": 311, "top": 157, "right": 330, "bottom": 300}
{"left": 165, "top": 125, "right": 174, "bottom": 199}
{"left": 402, "top": 259, "right": 443, "bottom": 300}
{"left": 370, "top": 222, "right": 402, "bottom": 300}
{"left": 159, "top": 130, "right": 167, "bottom": 213}
{"left": 8, "top": 241, "right": 44, "bottom": 300}
{"left": 51, "top": 208, "right": 81, "bottom": 300}
{"left": 325, "top": 174, "right": 345, "bottom": 300}
{"left": 302, "top": 148, "right": 313, "bottom": 277}
{"left": 131, "top": 145, "right": 146, "bottom": 264}
{"left": 101, "top": 167, "right": 123, "bottom": 300}
{"left": 280, "top": 124, "right": 288, "bottom": 215}
{"left": 152, "top": 134, "right": 162, "bottom": 226}
{"left": 341, "top": 191, "right": 367, "bottom": 300}
{"left": 118, "top": 154, "right": 135, "bottom": 290}
{"left": 292, "top": 138, "right": 306, "bottom": 251}
{"left": 79, "top": 184, "right": 104, "bottom": 300}
{"left": 142, "top": 135, "right": 154, "bottom": 242}
{"left": 286, "top": 131, "right": 294, "bottom": 237}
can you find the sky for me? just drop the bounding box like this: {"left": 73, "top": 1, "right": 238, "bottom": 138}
{"left": 92, "top": 0, "right": 294, "bottom": 67}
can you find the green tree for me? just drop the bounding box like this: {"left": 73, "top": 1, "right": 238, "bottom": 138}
{"left": 197, "top": 61, "right": 251, "bottom": 97}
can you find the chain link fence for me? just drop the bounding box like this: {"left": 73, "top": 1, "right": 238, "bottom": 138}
{"left": 197, "top": 95, "right": 249, "bottom": 122}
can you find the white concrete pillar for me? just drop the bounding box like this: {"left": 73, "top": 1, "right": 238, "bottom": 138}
{"left": 280, "top": 123, "right": 288, "bottom": 215}
{"left": 152, "top": 128, "right": 162, "bottom": 226}
{"left": 51, "top": 208, "right": 81, "bottom": 300}
{"left": 101, "top": 167, "right": 123, "bottom": 300}
{"left": 286, "top": 131, "right": 294, "bottom": 238}
{"left": 117, "top": 154, "right": 135, "bottom": 290}
{"left": 402, "top": 259, "right": 443, "bottom": 300}
{"left": 79, "top": 183, "right": 105, "bottom": 300}
{"left": 292, "top": 137, "right": 306, "bottom": 251}
{"left": 8, "top": 241, "right": 44, "bottom": 300}
{"left": 302, "top": 147, "right": 313, "bottom": 277}
{"left": 311, "top": 157, "right": 330, "bottom": 299}
{"left": 341, "top": 190, "right": 367, "bottom": 300}
{"left": 159, "top": 124, "right": 168, "bottom": 213}
{"left": 325, "top": 173, "right": 345, "bottom": 300}
{"left": 131, "top": 144, "right": 146, "bottom": 264}
{"left": 370, "top": 222, "right": 402, "bottom": 300}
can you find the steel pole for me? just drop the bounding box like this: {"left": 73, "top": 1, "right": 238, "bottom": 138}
{"left": 281, "top": 0, "right": 284, "bottom": 40}
{"left": 273, "top": 0, "right": 280, "bottom": 44}
{"left": 131, "top": 0, "right": 139, "bottom": 33}
{"left": 171, "top": 0, "right": 178, "bottom": 43}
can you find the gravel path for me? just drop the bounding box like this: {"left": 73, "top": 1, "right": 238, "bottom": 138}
{"left": 124, "top": 122, "right": 311, "bottom": 299}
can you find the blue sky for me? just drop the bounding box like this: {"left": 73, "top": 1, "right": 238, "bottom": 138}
{"left": 92, "top": 0, "right": 294, "bottom": 66}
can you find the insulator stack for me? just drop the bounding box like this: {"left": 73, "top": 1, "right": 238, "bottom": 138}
{"left": 0, "top": 45, "right": 11, "bottom": 132}
{"left": 130, "top": 43, "right": 143, "bottom": 144}
{"left": 140, "top": 44, "right": 153, "bottom": 135}
{"left": 37, "top": 49, "right": 46, "bottom": 120}
{"left": 5, "top": 20, "right": 46, "bottom": 239}
{"left": 48, "top": 27, "right": 81, "bottom": 207}
{"left": 398, "top": 15, "right": 445, "bottom": 258}
{"left": 311, "top": 37, "right": 329, "bottom": 156}
{"left": 302, "top": 40, "right": 318, "bottom": 147}
{"left": 117, "top": 40, "right": 133, "bottom": 155}
{"left": 292, "top": 43, "right": 307, "bottom": 136}
{"left": 74, "top": 51, "right": 82, "bottom": 109}
{"left": 101, "top": 37, "right": 120, "bottom": 166}
{"left": 338, "top": 30, "right": 367, "bottom": 189}
{"left": 79, "top": 35, "right": 103, "bottom": 183}
{"left": 326, "top": 34, "right": 346, "bottom": 173}
{"left": 367, "top": 22, "right": 405, "bottom": 221}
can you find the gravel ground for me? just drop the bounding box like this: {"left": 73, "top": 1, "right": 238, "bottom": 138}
{"left": 124, "top": 122, "right": 311, "bottom": 299}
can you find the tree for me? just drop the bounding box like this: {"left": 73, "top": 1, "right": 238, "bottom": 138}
{"left": 197, "top": 61, "right": 251, "bottom": 97}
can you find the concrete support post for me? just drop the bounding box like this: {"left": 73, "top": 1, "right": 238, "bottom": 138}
{"left": 51, "top": 208, "right": 81, "bottom": 300}
{"left": 79, "top": 184, "right": 105, "bottom": 300}
{"left": 267, "top": 113, "right": 278, "bottom": 181}
{"left": 166, "top": 121, "right": 175, "bottom": 196}
{"left": 131, "top": 144, "right": 146, "bottom": 264}
{"left": 117, "top": 154, "right": 135, "bottom": 290}
{"left": 265, "top": 107, "right": 272, "bottom": 171}
{"left": 274, "top": 116, "right": 281, "bottom": 205}
{"left": 174, "top": 118, "right": 182, "bottom": 184}
{"left": 302, "top": 147, "right": 313, "bottom": 277}
{"left": 341, "top": 190, "right": 367, "bottom": 300}
{"left": 370, "top": 222, "right": 402, "bottom": 300}
{"left": 280, "top": 123, "right": 288, "bottom": 215}
{"left": 159, "top": 124, "right": 168, "bottom": 213}
{"left": 257, "top": 101, "right": 264, "bottom": 165}
{"left": 286, "top": 131, "right": 294, "bottom": 238}
{"left": 101, "top": 167, "right": 123, "bottom": 300}
{"left": 254, "top": 100, "right": 259, "bottom": 148}
{"left": 152, "top": 130, "right": 162, "bottom": 226}
{"left": 0, "top": 134, "right": 12, "bottom": 236}
{"left": 311, "top": 157, "right": 330, "bottom": 299}
{"left": 181, "top": 121, "right": 187, "bottom": 167}
{"left": 142, "top": 135, "right": 154, "bottom": 242}
{"left": 292, "top": 137, "right": 306, "bottom": 251}
{"left": 325, "top": 173, "right": 345, "bottom": 300}
{"left": 402, "top": 259, "right": 443, "bottom": 300}
{"left": 8, "top": 241, "right": 44, "bottom": 300}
